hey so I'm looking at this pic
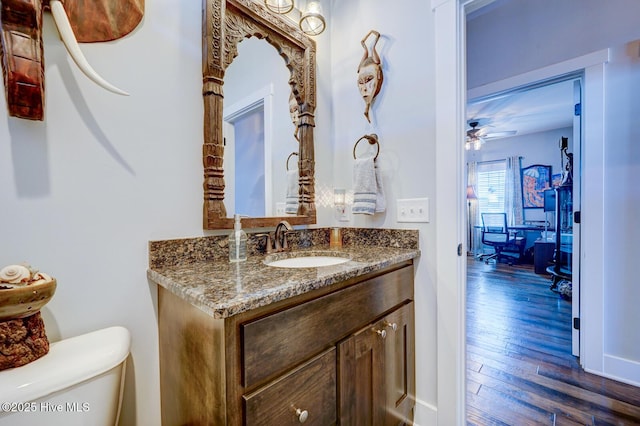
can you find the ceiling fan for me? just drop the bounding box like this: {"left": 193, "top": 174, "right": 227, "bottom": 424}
{"left": 466, "top": 120, "right": 517, "bottom": 150}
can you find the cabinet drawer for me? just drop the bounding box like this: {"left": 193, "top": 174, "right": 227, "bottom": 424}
{"left": 243, "top": 348, "right": 336, "bottom": 426}
{"left": 242, "top": 265, "right": 413, "bottom": 387}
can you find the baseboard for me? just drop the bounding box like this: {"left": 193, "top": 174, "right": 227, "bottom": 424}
{"left": 599, "top": 354, "right": 640, "bottom": 387}
{"left": 413, "top": 398, "right": 438, "bottom": 426}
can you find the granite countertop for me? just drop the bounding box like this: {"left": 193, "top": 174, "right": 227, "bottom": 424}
{"left": 147, "top": 228, "right": 420, "bottom": 319}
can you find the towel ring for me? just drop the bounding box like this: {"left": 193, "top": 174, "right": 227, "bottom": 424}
{"left": 286, "top": 152, "right": 299, "bottom": 171}
{"left": 353, "top": 134, "right": 380, "bottom": 161}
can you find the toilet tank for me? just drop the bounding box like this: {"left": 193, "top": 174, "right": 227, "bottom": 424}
{"left": 0, "top": 326, "right": 130, "bottom": 426}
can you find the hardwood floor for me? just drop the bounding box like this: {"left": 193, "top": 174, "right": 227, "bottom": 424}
{"left": 466, "top": 257, "right": 640, "bottom": 425}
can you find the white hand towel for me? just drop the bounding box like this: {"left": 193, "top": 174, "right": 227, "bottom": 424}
{"left": 353, "top": 156, "right": 377, "bottom": 215}
{"left": 375, "top": 163, "right": 386, "bottom": 213}
{"left": 285, "top": 169, "right": 299, "bottom": 214}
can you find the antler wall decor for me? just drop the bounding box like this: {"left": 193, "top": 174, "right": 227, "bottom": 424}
{"left": 0, "top": 0, "right": 144, "bottom": 120}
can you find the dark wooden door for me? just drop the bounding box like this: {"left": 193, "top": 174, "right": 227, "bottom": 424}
{"left": 338, "top": 320, "right": 386, "bottom": 425}
{"left": 384, "top": 302, "right": 415, "bottom": 425}
{"left": 339, "top": 302, "right": 415, "bottom": 426}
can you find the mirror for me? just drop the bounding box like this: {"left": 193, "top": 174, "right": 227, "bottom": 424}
{"left": 202, "top": 0, "right": 317, "bottom": 229}
{"left": 224, "top": 37, "right": 294, "bottom": 218}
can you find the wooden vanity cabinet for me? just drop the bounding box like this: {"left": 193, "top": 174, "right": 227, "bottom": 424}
{"left": 158, "top": 261, "right": 415, "bottom": 426}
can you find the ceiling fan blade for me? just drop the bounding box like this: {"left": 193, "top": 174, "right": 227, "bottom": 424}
{"left": 484, "top": 130, "right": 517, "bottom": 139}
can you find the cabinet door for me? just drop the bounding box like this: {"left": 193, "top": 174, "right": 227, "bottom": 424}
{"left": 338, "top": 302, "right": 415, "bottom": 426}
{"left": 338, "top": 320, "right": 386, "bottom": 425}
{"left": 384, "top": 302, "right": 415, "bottom": 425}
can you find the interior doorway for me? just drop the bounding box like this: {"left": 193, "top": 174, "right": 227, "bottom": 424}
{"left": 465, "top": 74, "right": 582, "bottom": 357}
{"left": 432, "top": 1, "right": 609, "bottom": 422}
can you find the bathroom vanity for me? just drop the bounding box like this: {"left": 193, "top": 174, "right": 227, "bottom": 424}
{"left": 148, "top": 229, "right": 419, "bottom": 425}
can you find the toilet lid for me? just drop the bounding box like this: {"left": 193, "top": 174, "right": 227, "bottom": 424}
{"left": 0, "top": 326, "right": 130, "bottom": 402}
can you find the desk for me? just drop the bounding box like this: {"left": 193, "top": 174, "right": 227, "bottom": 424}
{"left": 510, "top": 225, "right": 547, "bottom": 255}
{"left": 474, "top": 224, "right": 547, "bottom": 263}
{"left": 474, "top": 224, "right": 546, "bottom": 233}
{"left": 510, "top": 224, "right": 546, "bottom": 232}
{"left": 534, "top": 240, "right": 555, "bottom": 274}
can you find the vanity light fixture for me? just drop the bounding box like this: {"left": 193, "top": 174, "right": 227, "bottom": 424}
{"left": 264, "top": 0, "right": 294, "bottom": 14}
{"left": 264, "top": 0, "right": 327, "bottom": 36}
{"left": 299, "top": 1, "right": 326, "bottom": 36}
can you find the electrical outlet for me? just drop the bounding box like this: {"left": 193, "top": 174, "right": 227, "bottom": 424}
{"left": 397, "top": 198, "right": 430, "bottom": 223}
{"left": 336, "top": 205, "right": 350, "bottom": 222}
{"left": 275, "top": 202, "right": 286, "bottom": 216}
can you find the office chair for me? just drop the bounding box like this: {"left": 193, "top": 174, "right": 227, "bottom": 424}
{"left": 480, "top": 213, "right": 525, "bottom": 265}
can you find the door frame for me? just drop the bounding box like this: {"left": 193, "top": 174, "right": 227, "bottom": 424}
{"left": 224, "top": 84, "right": 274, "bottom": 216}
{"left": 468, "top": 71, "right": 584, "bottom": 358}
{"left": 432, "top": 0, "right": 608, "bottom": 423}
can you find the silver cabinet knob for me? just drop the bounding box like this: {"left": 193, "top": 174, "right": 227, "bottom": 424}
{"left": 384, "top": 321, "right": 398, "bottom": 332}
{"left": 374, "top": 328, "right": 387, "bottom": 339}
{"left": 295, "top": 408, "right": 308, "bottom": 423}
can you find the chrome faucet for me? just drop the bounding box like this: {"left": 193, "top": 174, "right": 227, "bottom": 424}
{"left": 274, "top": 220, "right": 293, "bottom": 251}
{"left": 257, "top": 220, "right": 294, "bottom": 254}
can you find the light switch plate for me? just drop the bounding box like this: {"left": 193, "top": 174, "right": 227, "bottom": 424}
{"left": 397, "top": 198, "right": 430, "bottom": 223}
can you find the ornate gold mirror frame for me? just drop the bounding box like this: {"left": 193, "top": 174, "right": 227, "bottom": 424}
{"left": 202, "top": 0, "right": 317, "bottom": 229}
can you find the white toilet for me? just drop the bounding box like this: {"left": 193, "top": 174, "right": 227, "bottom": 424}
{"left": 0, "top": 326, "right": 130, "bottom": 426}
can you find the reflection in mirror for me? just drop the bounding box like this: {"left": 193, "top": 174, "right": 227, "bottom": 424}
{"left": 224, "top": 37, "right": 296, "bottom": 218}
{"left": 289, "top": 91, "right": 300, "bottom": 142}
{"left": 224, "top": 102, "right": 266, "bottom": 217}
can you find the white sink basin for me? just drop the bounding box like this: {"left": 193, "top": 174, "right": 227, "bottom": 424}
{"left": 265, "top": 255, "right": 350, "bottom": 268}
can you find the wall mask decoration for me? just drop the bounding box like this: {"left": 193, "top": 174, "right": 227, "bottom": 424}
{"left": 0, "top": 0, "right": 144, "bottom": 121}
{"left": 357, "top": 30, "right": 383, "bottom": 123}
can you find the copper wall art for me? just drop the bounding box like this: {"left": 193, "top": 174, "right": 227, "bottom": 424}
{"left": 0, "top": 0, "right": 143, "bottom": 120}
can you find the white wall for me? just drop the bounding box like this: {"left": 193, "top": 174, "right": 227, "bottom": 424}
{"left": 467, "top": 0, "right": 640, "bottom": 88}
{"left": 603, "top": 42, "right": 640, "bottom": 368}
{"left": 466, "top": 0, "right": 640, "bottom": 385}
{"left": 328, "top": 0, "right": 438, "bottom": 422}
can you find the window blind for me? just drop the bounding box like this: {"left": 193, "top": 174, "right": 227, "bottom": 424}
{"left": 477, "top": 160, "right": 506, "bottom": 214}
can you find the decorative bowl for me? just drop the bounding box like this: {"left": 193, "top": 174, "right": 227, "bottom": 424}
{"left": 0, "top": 278, "right": 57, "bottom": 321}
